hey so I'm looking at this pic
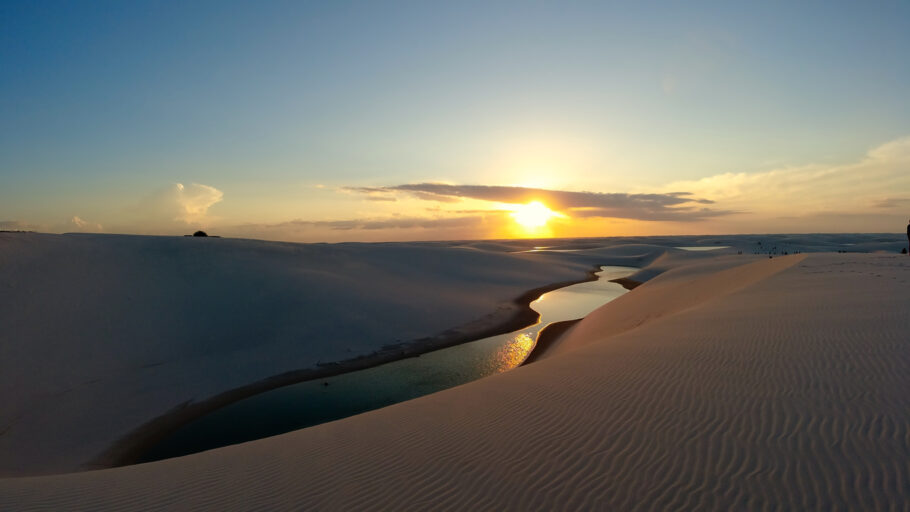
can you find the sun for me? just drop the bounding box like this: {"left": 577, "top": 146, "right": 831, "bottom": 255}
{"left": 509, "top": 201, "right": 564, "bottom": 230}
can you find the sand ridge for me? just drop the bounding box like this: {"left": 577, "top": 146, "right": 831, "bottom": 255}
{"left": 539, "top": 253, "right": 806, "bottom": 359}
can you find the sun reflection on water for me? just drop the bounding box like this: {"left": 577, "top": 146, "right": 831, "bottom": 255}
{"left": 490, "top": 332, "right": 537, "bottom": 373}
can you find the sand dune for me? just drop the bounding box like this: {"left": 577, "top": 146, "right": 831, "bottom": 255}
{"left": 538, "top": 253, "right": 806, "bottom": 358}
{"left": 2, "top": 250, "right": 907, "bottom": 510}
{"left": 0, "top": 233, "right": 669, "bottom": 475}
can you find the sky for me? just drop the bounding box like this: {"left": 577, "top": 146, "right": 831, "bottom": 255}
{"left": 2, "top": 0, "right": 909, "bottom": 242}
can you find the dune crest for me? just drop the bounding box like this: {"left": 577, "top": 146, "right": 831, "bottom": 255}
{"left": 541, "top": 253, "right": 806, "bottom": 359}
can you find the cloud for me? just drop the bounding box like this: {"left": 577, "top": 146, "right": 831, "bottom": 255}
{"left": 655, "top": 136, "right": 910, "bottom": 232}
{"left": 664, "top": 136, "right": 910, "bottom": 215}
{"left": 135, "top": 182, "right": 223, "bottom": 227}
{"left": 220, "top": 213, "right": 503, "bottom": 242}
{"left": 2, "top": 217, "right": 103, "bottom": 234}
{"left": 396, "top": 189, "right": 461, "bottom": 203}
{"left": 348, "top": 183, "right": 733, "bottom": 222}
{"left": 0, "top": 220, "right": 39, "bottom": 231}
{"left": 70, "top": 216, "right": 102, "bottom": 232}
{"left": 872, "top": 197, "right": 910, "bottom": 209}
{"left": 245, "top": 214, "right": 495, "bottom": 232}
{"left": 342, "top": 186, "right": 388, "bottom": 194}
{"left": 341, "top": 186, "right": 399, "bottom": 202}
{"left": 173, "top": 183, "right": 223, "bottom": 223}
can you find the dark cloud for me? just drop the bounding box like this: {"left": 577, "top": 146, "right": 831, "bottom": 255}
{"left": 342, "top": 186, "right": 405, "bottom": 203}
{"left": 351, "top": 183, "right": 735, "bottom": 222}
{"left": 567, "top": 206, "right": 732, "bottom": 221}
{"left": 407, "top": 190, "right": 461, "bottom": 203}
{"left": 342, "top": 186, "right": 389, "bottom": 194}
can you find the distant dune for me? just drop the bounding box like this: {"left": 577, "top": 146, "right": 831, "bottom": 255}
{"left": 1, "top": 232, "right": 908, "bottom": 510}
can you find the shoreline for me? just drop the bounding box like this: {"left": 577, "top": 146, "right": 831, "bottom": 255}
{"left": 522, "top": 319, "right": 582, "bottom": 365}
{"left": 92, "top": 265, "right": 604, "bottom": 470}
{"left": 608, "top": 276, "right": 642, "bottom": 290}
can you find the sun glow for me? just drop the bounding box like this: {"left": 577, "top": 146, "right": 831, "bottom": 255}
{"left": 508, "top": 201, "right": 564, "bottom": 230}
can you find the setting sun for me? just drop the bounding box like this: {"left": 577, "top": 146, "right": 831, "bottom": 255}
{"left": 508, "top": 201, "right": 564, "bottom": 230}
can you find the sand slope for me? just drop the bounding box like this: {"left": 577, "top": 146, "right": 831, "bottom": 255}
{"left": 538, "top": 253, "right": 806, "bottom": 358}
{"left": 2, "top": 252, "right": 907, "bottom": 510}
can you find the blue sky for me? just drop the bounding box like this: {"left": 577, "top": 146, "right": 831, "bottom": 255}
{"left": 2, "top": 1, "right": 909, "bottom": 240}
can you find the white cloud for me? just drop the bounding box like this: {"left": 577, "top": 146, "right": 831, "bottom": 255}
{"left": 70, "top": 216, "right": 102, "bottom": 232}
{"left": 136, "top": 182, "right": 223, "bottom": 226}
{"left": 662, "top": 136, "right": 910, "bottom": 231}
{"left": 114, "top": 182, "right": 225, "bottom": 234}
{"left": 173, "top": 183, "right": 223, "bottom": 223}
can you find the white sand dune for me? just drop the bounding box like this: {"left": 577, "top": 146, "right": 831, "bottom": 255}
{"left": 538, "top": 253, "right": 808, "bottom": 357}
{"left": 0, "top": 233, "right": 667, "bottom": 475}
{"left": 2, "top": 242, "right": 908, "bottom": 510}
